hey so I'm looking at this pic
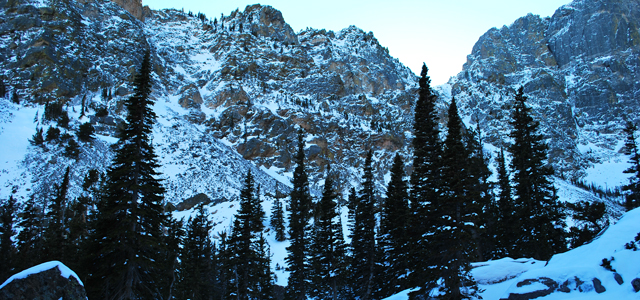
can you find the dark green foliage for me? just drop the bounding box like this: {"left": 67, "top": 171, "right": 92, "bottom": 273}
{"left": 86, "top": 50, "right": 172, "bottom": 300}
{"left": 494, "top": 149, "right": 516, "bottom": 256}
{"left": 77, "top": 122, "right": 95, "bottom": 142}
{"left": 622, "top": 121, "right": 640, "bottom": 210}
{"left": 375, "top": 153, "right": 410, "bottom": 298}
{"left": 0, "top": 196, "right": 18, "bottom": 282}
{"left": 46, "top": 126, "right": 61, "bottom": 142}
{"left": 286, "top": 131, "right": 313, "bottom": 300}
{"left": 30, "top": 127, "right": 45, "bottom": 146}
{"left": 270, "top": 197, "right": 286, "bottom": 242}
{"left": 508, "top": 87, "right": 566, "bottom": 260}
{"left": 0, "top": 80, "right": 6, "bottom": 98}
{"left": 44, "top": 101, "right": 69, "bottom": 126}
{"left": 228, "top": 171, "right": 273, "bottom": 300}
{"left": 11, "top": 90, "right": 19, "bottom": 104}
{"left": 177, "top": 205, "right": 217, "bottom": 300}
{"left": 408, "top": 64, "right": 442, "bottom": 288}
{"left": 95, "top": 105, "right": 108, "bottom": 117}
{"left": 43, "top": 167, "right": 71, "bottom": 263}
{"left": 434, "top": 98, "right": 479, "bottom": 299}
{"left": 351, "top": 150, "right": 377, "bottom": 300}
{"left": 160, "top": 218, "right": 184, "bottom": 300}
{"left": 309, "top": 167, "right": 348, "bottom": 300}
{"left": 16, "top": 196, "right": 44, "bottom": 271}
{"left": 64, "top": 138, "right": 80, "bottom": 158}
{"left": 567, "top": 201, "right": 606, "bottom": 248}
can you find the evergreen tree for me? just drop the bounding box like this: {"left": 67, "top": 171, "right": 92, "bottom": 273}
{"left": 0, "top": 196, "right": 18, "bottom": 282}
{"left": 86, "top": 50, "right": 172, "bottom": 300}
{"left": 375, "top": 153, "right": 410, "bottom": 298}
{"left": 351, "top": 150, "right": 377, "bottom": 300}
{"left": 309, "top": 167, "right": 348, "bottom": 300}
{"left": 30, "top": 127, "right": 45, "bottom": 146}
{"left": 622, "top": 121, "right": 640, "bottom": 210}
{"left": 16, "top": 196, "right": 44, "bottom": 271}
{"left": 408, "top": 64, "right": 442, "bottom": 290}
{"left": 11, "top": 90, "right": 19, "bottom": 104}
{"left": 286, "top": 131, "right": 313, "bottom": 300}
{"left": 0, "top": 80, "right": 6, "bottom": 98}
{"left": 508, "top": 87, "right": 566, "bottom": 260}
{"left": 64, "top": 138, "right": 80, "bottom": 158}
{"left": 43, "top": 167, "right": 71, "bottom": 263}
{"left": 567, "top": 201, "right": 606, "bottom": 248}
{"left": 435, "top": 97, "right": 479, "bottom": 299}
{"left": 178, "top": 205, "right": 217, "bottom": 300}
{"left": 228, "top": 171, "right": 273, "bottom": 300}
{"left": 270, "top": 197, "right": 286, "bottom": 242}
{"left": 46, "top": 126, "right": 61, "bottom": 142}
{"left": 494, "top": 149, "right": 516, "bottom": 257}
{"left": 160, "top": 217, "right": 184, "bottom": 300}
{"left": 77, "top": 122, "right": 96, "bottom": 142}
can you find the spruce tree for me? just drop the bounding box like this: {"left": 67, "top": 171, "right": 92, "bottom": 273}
{"left": 622, "top": 121, "right": 640, "bottom": 210}
{"left": 43, "top": 167, "right": 71, "bottom": 263}
{"left": 160, "top": 217, "right": 184, "bottom": 300}
{"left": 286, "top": 131, "right": 313, "bottom": 300}
{"left": 16, "top": 196, "right": 44, "bottom": 271}
{"left": 375, "top": 153, "right": 410, "bottom": 298}
{"left": 351, "top": 150, "right": 377, "bottom": 300}
{"left": 178, "top": 205, "right": 216, "bottom": 300}
{"left": 508, "top": 87, "right": 565, "bottom": 260}
{"left": 435, "top": 97, "right": 479, "bottom": 299}
{"left": 494, "top": 149, "right": 516, "bottom": 257}
{"left": 0, "top": 196, "right": 18, "bottom": 282}
{"left": 86, "top": 50, "right": 172, "bottom": 300}
{"left": 11, "top": 90, "right": 19, "bottom": 104}
{"left": 309, "top": 167, "right": 348, "bottom": 300}
{"left": 270, "top": 197, "right": 286, "bottom": 242}
{"left": 228, "top": 171, "right": 273, "bottom": 300}
{"left": 64, "top": 138, "right": 80, "bottom": 159}
{"left": 77, "top": 122, "right": 96, "bottom": 143}
{"left": 408, "top": 64, "right": 442, "bottom": 290}
{"left": 30, "top": 127, "right": 45, "bottom": 146}
{"left": 0, "top": 80, "right": 6, "bottom": 98}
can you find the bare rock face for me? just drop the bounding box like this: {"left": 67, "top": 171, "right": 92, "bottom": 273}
{"left": 450, "top": 0, "right": 640, "bottom": 178}
{"left": 0, "top": 261, "right": 86, "bottom": 300}
{"left": 112, "top": 0, "right": 145, "bottom": 21}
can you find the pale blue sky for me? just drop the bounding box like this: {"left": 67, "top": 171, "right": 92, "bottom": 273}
{"left": 143, "top": 0, "right": 572, "bottom": 85}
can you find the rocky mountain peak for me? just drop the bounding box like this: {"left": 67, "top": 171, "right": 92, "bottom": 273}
{"left": 112, "top": 0, "right": 145, "bottom": 21}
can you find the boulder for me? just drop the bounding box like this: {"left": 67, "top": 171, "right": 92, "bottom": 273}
{"left": 0, "top": 261, "right": 86, "bottom": 300}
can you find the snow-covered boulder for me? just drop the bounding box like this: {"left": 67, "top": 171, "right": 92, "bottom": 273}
{"left": 0, "top": 261, "right": 86, "bottom": 300}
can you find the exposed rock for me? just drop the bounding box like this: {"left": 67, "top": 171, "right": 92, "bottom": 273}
{"left": 112, "top": 0, "right": 145, "bottom": 21}
{"left": 502, "top": 277, "right": 558, "bottom": 300}
{"left": 175, "top": 193, "right": 211, "bottom": 211}
{"left": 593, "top": 278, "right": 606, "bottom": 293}
{"left": 614, "top": 272, "right": 624, "bottom": 285}
{"left": 0, "top": 261, "right": 86, "bottom": 300}
{"left": 178, "top": 84, "right": 203, "bottom": 109}
{"left": 631, "top": 278, "right": 640, "bottom": 292}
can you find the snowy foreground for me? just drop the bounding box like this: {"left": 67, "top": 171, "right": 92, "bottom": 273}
{"left": 386, "top": 207, "right": 640, "bottom": 300}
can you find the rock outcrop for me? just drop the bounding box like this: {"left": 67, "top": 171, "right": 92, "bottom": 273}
{"left": 450, "top": 0, "right": 640, "bottom": 179}
{"left": 0, "top": 261, "right": 86, "bottom": 300}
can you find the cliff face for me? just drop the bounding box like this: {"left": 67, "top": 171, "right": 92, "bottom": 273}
{"left": 0, "top": 0, "right": 417, "bottom": 203}
{"left": 449, "top": 0, "right": 640, "bottom": 178}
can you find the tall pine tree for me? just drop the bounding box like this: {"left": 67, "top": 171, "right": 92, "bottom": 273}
{"left": 0, "top": 196, "right": 18, "bottom": 282}
{"left": 286, "top": 131, "right": 313, "bottom": 300}
{"left": 16, "top": 196, "right": 44, "bottom": 271}
{"left": 227, "top": 171, "right": 273, "bottom": 300}
{"left": 86, "top": 50, "right": 172, "bottom": 300}
{"left": 622, "top": 121, "right": 640, "bottom": 210}
{"left": 309, "top": 166, "right": 348, "bottom": 300}
{"left": 43, "top": 166, "right": 71, "bottom": 263}
{"left": 408, "top": 63, "right": 442, "bottom": 292}
{"left": 494, "top": 148, "right": 516, "bottom": 257}
{"left": 270, "top": 197, "right": 286, "bottom": 242}
{"left": 178, "top": 205, "right": 217, "bottom": 300}
{"left": 375, "top": 153, "right": 410, "bottom": 298}
{"left": 508, "top": 87, "right": 565, "bottom": 260}
{"left": 351, "top": 150, "right": 377, "bottom": 300}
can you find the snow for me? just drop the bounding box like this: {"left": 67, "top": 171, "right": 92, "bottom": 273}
{"left": 0, "top": 261, "right": 84, "bottom": 289}
{"left": 0, "top": 102, "right": 38, "bottom": 199}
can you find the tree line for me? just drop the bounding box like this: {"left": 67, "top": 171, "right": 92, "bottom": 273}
{"left": 1, "top": 57, "right": 639, "bottom": 300}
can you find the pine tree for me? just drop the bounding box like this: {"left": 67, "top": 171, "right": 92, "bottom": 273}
{"left": 160, "top": 217, "right": 184, "bottom": 300}
{"left": 30, "top": 127, "right": 45, "bottom": 146}
{"left": 43, "top": 167, "right": 71, "bottom": 263}
{"left": 86, "top": 50, "right": 172, "bottom": 300}
{"left": 351, "top": 150, "right": 377, "bottom": 300}
{"left": 309, "top": 167, "right": 348, "bottom": 300}
{"left": 270, "top": 197, "right": 286, "bottom": 242}
{"left": 11, "top": 90, "right": 19, "bottom": 104}
{"left": 64, "top": 138, "right": 80, "bottom": 158}
{"left": 228, "top": 171, "right": 273, "bottom": 300}
{"left": 178, "top": 205, "right": 217, "bottom": 300}
{"left": 77, "top": 122, "right": 95, "bottom": 142}
{"left": 435, "top": 97, "right": 479, "bottom": 299}
{"left": 622, "top": 121, "right": 640, "bottom": 210}
{"left": 408, "top": 63, "right": 442, "bottom": 291}
{"left": 0, "top": 80, "right": 6, "bottom": 98}
{"left": 375, "top": 153, "right": 410, "bottom": 298}
{"left": 0, "top": 196, "right": 18, "bottom": 282}
{"left": 508, "top": 87, "right": 566, "bottom": 260}
{"left": 16, "top": 196, "right": 44, "bottom": 271}
{"left": 46, "top": 126, "right": 61, "bottom": 142}
{"left": 494, "top": 149, "right": 516, "bottom": 257}
{"left": 286, "top": 131, "right": 313, "bottom": 300}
